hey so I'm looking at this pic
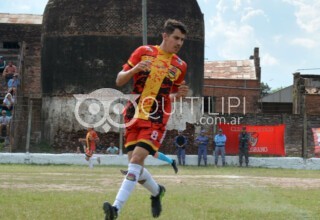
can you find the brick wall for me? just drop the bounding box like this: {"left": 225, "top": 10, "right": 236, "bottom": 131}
{"left": 293, "top": 72, "right": 320, "bottom": 114}
{"left": 306, "top": 95, "right": 320, "bottom": 115}
{"left": 0, "top": 23, "right": 42, "bottom": 96}
{"left": 0, "top": 23, "right": 41, "bottom": 42}
{"left": 21, "top": 113, "right": 318, "bottom": 158}
{"left": 203, "top": 78, "right": 261, "bottom": 113}
{"left": 42, "top": 0, "right": 204, "bottom": 96}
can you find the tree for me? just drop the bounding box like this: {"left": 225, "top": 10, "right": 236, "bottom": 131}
{"left": 260, "top": 82, "right": 271, "bottom": 97}
{"left": 271, "top": 87, "right": 284, "bottom": 93}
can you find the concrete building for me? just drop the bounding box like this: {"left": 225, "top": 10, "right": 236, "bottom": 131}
{"left": 293, "top": 72, "right": 320, "bottom": 115}
{"left": 258, "top": 72, "right": 320, "bottom": 115}
{"left": 0, "top": 0, "right": 205, "bottom": 152}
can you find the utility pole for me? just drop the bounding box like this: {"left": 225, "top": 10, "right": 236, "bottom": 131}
{"left": 142, "top": 0, "right": 147, "bottom": 45}
{"left": 26, "top": 99, "right": 33, "bottom": 153}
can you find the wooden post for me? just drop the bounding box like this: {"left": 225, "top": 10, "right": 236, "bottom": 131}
{"left": 119, "top": 111, "right": 124, "bottom": 156}
{"left": 303, "top": 108, "right": 307, "bottom": 159}
{"left": 26, "top": 99, "right": 33, "bottom": 153}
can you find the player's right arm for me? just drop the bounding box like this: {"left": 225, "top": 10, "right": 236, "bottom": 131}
{"left": 116, "top": 46, "right": 151, "bottom": 87}
{"left": 116, "top": 68, "right": 136, "bottom": 87}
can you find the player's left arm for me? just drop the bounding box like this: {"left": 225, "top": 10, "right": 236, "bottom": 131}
{"left": 170, "top": 62, "right": 189, "bottom": 101}
{"left": 170, "top": 81, "right": 189, "bottom": 100}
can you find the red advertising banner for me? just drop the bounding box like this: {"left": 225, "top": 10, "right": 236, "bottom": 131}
{"left": 218, "top": 124, "right": 285, "bottom": 156}
{"left": 311, "top": 128, "right": 320, "bottom": 158}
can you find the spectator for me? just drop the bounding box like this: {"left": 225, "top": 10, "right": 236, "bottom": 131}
{"left": 96, "top": 145, "right": 107, "bottom": 154}
{"left": 106, "top": 142, "right": 119, "bottom": 155}
{"left": 7, "top": 74, "right": 20, "bottom": 95}
{"left": 2, "top": 92, "right": 15, "bottom": 111}
{"left": 214, "top": 128, "right": 227, "bottom": 166}
{"left": 195, "top": 130, "right": 209, "bottom": 166}
{"left": 0, "top": 110, "right": 11, "bottom": 137}
{"left": 2, "top": 61, "right": 17, "bottom": 84}
{"left": 174, "top": 130, "right": 187, "bottom": 166}
{"left": 78, "top": 126, "right": 101, "bottom": 168}
{"left": 239, "top": 126, "right": 250, "bottom": 167}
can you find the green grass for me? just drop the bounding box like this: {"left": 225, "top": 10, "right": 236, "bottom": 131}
{"left": 0, "top": 164, "right": 320, "bottom": 220}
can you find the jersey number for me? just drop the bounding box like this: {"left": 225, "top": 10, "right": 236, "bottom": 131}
{"left": 151, "top": 130, "right": 159, "bottom": 141}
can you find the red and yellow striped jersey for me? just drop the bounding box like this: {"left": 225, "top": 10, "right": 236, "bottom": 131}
{"left": 123, "top": 45, "right": 187, "bottom": 124}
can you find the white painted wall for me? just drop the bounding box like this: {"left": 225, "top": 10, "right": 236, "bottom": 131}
{"left": 1, "top": 153, "right": 320, "bottom": 170}
{"left": 42, "top": 92, "right": 202, "bottom": 143}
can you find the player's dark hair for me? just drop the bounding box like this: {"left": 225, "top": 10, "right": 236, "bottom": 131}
{"left": 163, "top": 19, "right": 188, "bottom": 35}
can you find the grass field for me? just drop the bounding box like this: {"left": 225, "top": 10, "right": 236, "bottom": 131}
{"left": 1, "top": 164, "right": 320, "bottom": 220}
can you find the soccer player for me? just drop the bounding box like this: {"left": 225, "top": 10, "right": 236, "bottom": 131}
{"left": 103, "top": 19, "right": 189, "bottom": 220}
{"left": 78, "top": 126, "right": 101, "bottom": 168}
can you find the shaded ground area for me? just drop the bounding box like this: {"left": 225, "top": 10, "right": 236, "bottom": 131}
{"left": 2, "top": 172, "right": 320, "bottom": 192}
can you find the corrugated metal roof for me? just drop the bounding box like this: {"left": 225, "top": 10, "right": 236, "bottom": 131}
{"left": 204, "top": 59, "right": 256, "bottom": 80}
{"left": 0, "top": 13, "right": 42, "bottom": 24}
{"left": 260, "top": 85, "right": 293, "bottom": 103}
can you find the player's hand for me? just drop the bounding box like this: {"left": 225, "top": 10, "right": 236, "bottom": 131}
{"left": 134, "top": 60, "right": 152, "bottom": 73}
{"left": 176, "top": 81, "right": 189, "bottom": 98}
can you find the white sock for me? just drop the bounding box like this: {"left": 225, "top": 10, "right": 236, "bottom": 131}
{"left": 139, "top": 168, "right": 160, "bottom": 197}
{"left": 113, "top": 163, "right": 142, "bottom": 212}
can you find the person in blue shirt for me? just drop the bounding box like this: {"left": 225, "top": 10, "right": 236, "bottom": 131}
{"left": 214, "top": 128, "right": 227, "bottom": 166}
{"left": 195, "top": 130, "right": 209, "bottom": 166}
{"left": 7, "top": 74, "right": 20, "bottom": 95}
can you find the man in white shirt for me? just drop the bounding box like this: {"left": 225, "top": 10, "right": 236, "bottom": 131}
{"left": 106, "top": 142, "right": 119, "bottom": 155}
{"left": 3, "top": 92, "right": 15, "bottom": 111}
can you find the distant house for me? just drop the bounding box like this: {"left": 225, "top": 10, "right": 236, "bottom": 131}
{"left": 259, "top": 86, "right": 293, "bottom": 114}
{"left": 259, "top": 72, "right": 320, "bottom": 114}
{"left": 203, "top": 48, "right": 261, "bottom": 114}
{"left": 293, "top": 72, "right": 320, "bottom": 115}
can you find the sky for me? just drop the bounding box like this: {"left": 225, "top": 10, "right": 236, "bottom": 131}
{"left": 0, "top": 0, "right": 319, "bottom": 89}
